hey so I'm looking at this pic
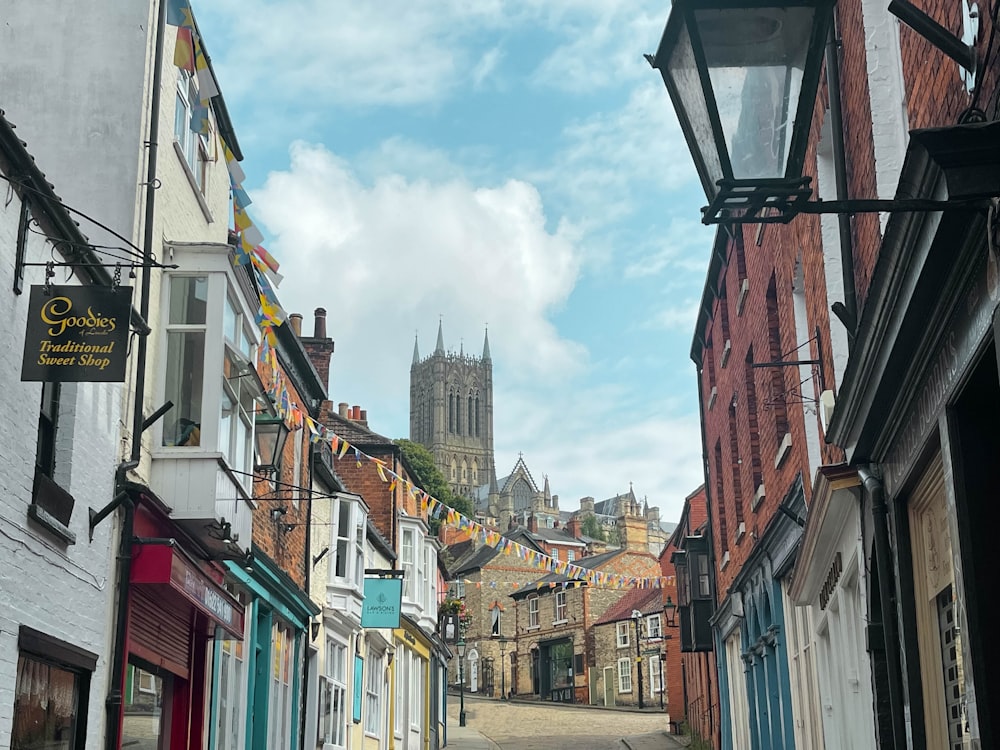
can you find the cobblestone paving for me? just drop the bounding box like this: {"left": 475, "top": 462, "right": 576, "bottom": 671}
{"left": 447, "top": 695, "right": 688, "bottom": 750}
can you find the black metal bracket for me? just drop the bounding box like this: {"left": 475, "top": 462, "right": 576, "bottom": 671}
{"left": 701, "top": 176, "right": 990, "bottom": 225}
{"left": 752, "top": 329, "right": 826, "bottom": 394}
{"left": 365, "top": 568, "right": 405, "bottom": 579}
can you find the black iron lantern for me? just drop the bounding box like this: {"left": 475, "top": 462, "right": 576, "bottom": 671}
{"left": 648, "top": 0, "right": 835, "bottom": 223}
{"left": 663, "top": 595, "right": 678, "bottom": 628}
{"left": 254, "top": 413, "right": 289, "bottom": 475}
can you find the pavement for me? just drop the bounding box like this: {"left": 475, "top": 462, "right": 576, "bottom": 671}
{"left": 443, "top": 694, "right": 690, "bottom": 749}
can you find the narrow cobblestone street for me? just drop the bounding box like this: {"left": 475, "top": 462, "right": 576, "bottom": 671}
{"left": 446, "top": 695, "right": 689, "bottom": 750}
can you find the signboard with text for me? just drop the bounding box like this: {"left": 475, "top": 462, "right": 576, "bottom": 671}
{"left": 21, "top": 285, "right": 132, "bottom": 382}
{"left": 361, "top": 577, "right": 403, "bottom": 628}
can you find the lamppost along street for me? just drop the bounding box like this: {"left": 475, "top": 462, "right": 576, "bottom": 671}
{"left": 456, "top": 638, "right": 467, "bottom": 727}
{"left": 631, "top": 610, "right": 645, "bottom": 709}
{"left": 498, "top": 636, "right": 509, "bottom": 699}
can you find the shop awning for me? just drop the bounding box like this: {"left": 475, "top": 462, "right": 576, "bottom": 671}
{"left": 131, "top": 543, "right": 244, "bottom": 639}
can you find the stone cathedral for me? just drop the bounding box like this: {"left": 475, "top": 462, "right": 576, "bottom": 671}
{"left": 409, "top": 321, "right": 497, "bottom": 500}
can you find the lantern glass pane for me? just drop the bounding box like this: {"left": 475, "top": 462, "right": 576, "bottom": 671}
{"left": 666, "top": 19, "right": 726, "bottom": 196}
{"left": 695, "top": 6, "right": 813, "bottom": 180}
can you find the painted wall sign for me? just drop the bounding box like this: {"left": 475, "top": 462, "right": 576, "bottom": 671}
{"left": 21, "top": 285, "right": 132, "bottom": 382}
{"left": 361, "top": 577, "right": 402, "bottom": 629}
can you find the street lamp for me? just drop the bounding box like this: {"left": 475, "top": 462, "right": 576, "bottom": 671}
{"left": 456, "top": 638, "right": 467, "bottom": 727}
{"left": 645, "top": 0, "right": 995, "bottom": 225}
{"left": 497, "top": 636, "right": 509, "bottom": 700}
{"left": 254, "top": 413, "right": 290, "bottom": 474}
{"left": 631, "top": 610, "right": 645, "bottom": 709}
{"left": 664, "top": 595, "right": 678, "bottom": 629}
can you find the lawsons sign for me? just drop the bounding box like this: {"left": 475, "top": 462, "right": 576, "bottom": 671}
{"left": 21, "top": 285, "right": 132, "bottom": 382}
{"left": 361, "top": 577, "right": 403, "bottom": 628}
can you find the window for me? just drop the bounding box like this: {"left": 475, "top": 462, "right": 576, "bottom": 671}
{"left": 319, "top": 639, "right": 347, "bottom": 749}
{"left": 394, "top": 651, "right": 406, "bottom": 739}
{"left": 215, "top": 634, "right": 246, "bottom": 750}
{"left": 554, "top": 591, "right": 567, "bottom": 623}
{"left": 468, "top": 394, "right": 474, "bottom": 435}
{"left": 567, "top": 550, "right": 576, "bottom": 563}
{"left": 163, "top": 275, "right": 208, "bottom": 447}
{"left": 491, "top": 606, "right": 502, "bottom": 637}
{"left": 409, "top": 656, "right": 424, "bottom": 730}
{"left": 714, "top": 440, "right": 728, "bottom": 550}
{"left": 364, "top": 653, "right": 383, "bottom": 737}
{"left": 617, "top": 658, "right": 632, "bottom": 693}
{"left": 174, "top": 70, "right": 209, "bottom": 191}
{"left": 766, "top": 275, "right": 789, "bottom": 442}
{"left": 291, "top": 431, "right": 303, "bottom": 509}
{"left": 528, "top": 597, "right": 539, "bottom": 629}
{"left": 697, "top": 553, "right": 711, "bottom": 598}
{"left": 13, "top": 628, "right": 97, "bottom": 750}
{"left": 330, "top": 495, "right": 366, "bottom": 590}
{"left": 646, "top": 614, "right": 662, "bottom": 641}
{"left": 401, "top": 527, "right": 415, "bottom": 599}
{"left": 35, "top": 382, "right": 60, "bottom": 478}
{"left": 269, "top": 623, "right": 293, "bottom": 750}
{"left": 616, "top": 622, "right": 630, "bottom": 648}
{"left": 650, "top": 653, "right": 663, "bottom": 694}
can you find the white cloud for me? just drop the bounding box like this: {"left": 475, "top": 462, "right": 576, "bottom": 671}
{"left": 472, "top": 47, "right": 504, "bottom": 90}
{"left": 251, "top": 140, "right": 586, "bottom": 406}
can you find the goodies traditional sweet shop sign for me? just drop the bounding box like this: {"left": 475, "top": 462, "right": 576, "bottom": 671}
{"left": 21, "top": 285, "right": 133, "bottom": 382}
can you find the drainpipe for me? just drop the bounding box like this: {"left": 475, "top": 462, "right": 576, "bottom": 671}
{"left": 826, "top": 17, "right": 859, "bottom": 340}
{"left": 100, "top": 0, "right": 166, "bottom": 746}
{"left": 857, "top": 465, "right": 905, "bottom": 749}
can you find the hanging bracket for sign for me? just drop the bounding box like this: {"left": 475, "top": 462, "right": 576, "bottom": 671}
{"left": 364, "top": 568, "right": 405, "bottom": 579}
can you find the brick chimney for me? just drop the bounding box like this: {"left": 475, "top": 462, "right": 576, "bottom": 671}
{"left": 566, "top": 513, "right": 581, "bottom": 539}
{"left": 527, "top": 513, "right": 538, "bottom": 533}
{"left": 299, "top": 307, "right": 335, "bottom": 392}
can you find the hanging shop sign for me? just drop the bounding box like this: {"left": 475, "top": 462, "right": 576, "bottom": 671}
{"left": 361, "top": 577, "right": 403, "bottom": 629}
{"left": 21, "top": 285, "right": 132, "bottom": 382}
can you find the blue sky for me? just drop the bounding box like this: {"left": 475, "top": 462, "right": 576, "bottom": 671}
{"left": 197, "top": 1, "right": 716, "bottom": 522}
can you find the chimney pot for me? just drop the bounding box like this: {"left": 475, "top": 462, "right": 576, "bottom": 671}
{"left": 352, "top": 405, "right": 360, "bottom": 420}
{"left": 314, "top": 307, "right": 327, "bottom": 338}
{"left": 338, "top": 402, "right": 349, "bottom": 418}
{"left": 359, "top": 409, "right": 367, "bottom": 422}
{"left": 289, "top": 313, "right": 303, "bottom": 336}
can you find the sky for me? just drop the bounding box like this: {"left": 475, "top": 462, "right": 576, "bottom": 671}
{"left": 196, "top": 0, "right": 717, "bottom": 523}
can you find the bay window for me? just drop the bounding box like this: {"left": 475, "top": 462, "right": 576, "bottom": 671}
{"left": 160, "top": 267, "right": 263, "bottom": 483}
{"left": 330, "top": 494, "right": 366, "bottom": 591}
{"left": 401, "top": 528, "right": 415, "bottom": 600}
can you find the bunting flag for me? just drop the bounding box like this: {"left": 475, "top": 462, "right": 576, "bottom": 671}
{"left": 167, "top": 0, "right": 193, "bottom": 27}
{"left": 190, "top": 101, "right": 210, "bottom": 135}
{"left": 193, "top": 34, "right": 219, "bottom": 101}
{"left": 224, "top": 143, "right": 246, "bottom": 186}
{"left": 174, "top": 26, "right": 195, "bottom": 72}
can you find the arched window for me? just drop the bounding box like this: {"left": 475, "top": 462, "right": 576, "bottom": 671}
{"left": 455, "top": 395, "right": 462, "bottom": 436}
{"left": 472, "top": 459, "right": 479, "bottom": 484}
{"left": 448, "top": 391, "right": 454, "bottom": 433}
{"left": 475, "top": 395, "right": 480, "bottom": 436}
{"left": 461, "top": 460, "right": 468, "bottom": 481}
{"left": 451, "top": 458, "right": 457, "bottom": 480}
{"left": 468, "top": 394, "right": 474, "bottom": 435}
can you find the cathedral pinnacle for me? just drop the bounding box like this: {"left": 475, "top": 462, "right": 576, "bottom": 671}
{"left": 435, "top": 318, "right": 445, "bottom": 355}
{"left": 482, "top": 327, "right": 492, "bottom": 362}
{"left": 412, "top": 334, "right": 420, "bottom": 365}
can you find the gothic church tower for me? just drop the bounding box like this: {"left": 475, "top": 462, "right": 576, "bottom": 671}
{"left": 410, "top": 321, "right": 496, "bottom": 499}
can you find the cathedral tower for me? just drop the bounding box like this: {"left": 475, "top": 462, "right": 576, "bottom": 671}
{"left": 409, "top": 321, "right": 496, "bottom": 499}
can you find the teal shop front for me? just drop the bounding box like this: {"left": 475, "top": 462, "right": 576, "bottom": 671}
{"left": 209, "top": 549, "right": 320, "bottom": 750}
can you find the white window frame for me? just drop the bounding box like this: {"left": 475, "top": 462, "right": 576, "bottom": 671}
{"left": 567, "top": 550, "right": 576, "bottom": 563}
{"left": 528, "top": 597, "right": 539, "bottom": 629}
{"left": 650, "top": 653, "right": 663, "bottom": 694}
{"left": 646, "top": 614, "right": 662, "bottom": 641}
{"left": 617, "top": 658, "right": 633, "bottom": 693}
{"left": 553, "top": 591, "right": 567, "bottom": 624}
{"left": 491, "top": 606, "right": 502, "bottom": 636}
{"left": 330, "top": 495, "right": 366, "bottom": 593}
{"left": 409, "top": 655, "right": 423, "bottom": 730}
{"left": 160, "top": 270, "right": 262, "bottom": 490}
{"left": 364, "top": 652, "right": 383, "bottom": 738}
{"left": 173, "top": 70, "right": 210, "bottom": 192}
{"left": 616, "top": 622, "right": 630, "bottom": 648}
{"left": 319, "top": 638, "right": 347, "bottom": 749}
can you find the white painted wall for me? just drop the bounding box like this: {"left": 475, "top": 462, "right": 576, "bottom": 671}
{"left": 0, "top": 157, "right": 121, "bottom": 749}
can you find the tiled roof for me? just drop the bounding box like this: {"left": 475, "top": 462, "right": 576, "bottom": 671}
{"left": 326, "top": 412, "right": 395, "bottom": 446}
{"left": 593, "top": 588, "right": 665, "bottom": 626}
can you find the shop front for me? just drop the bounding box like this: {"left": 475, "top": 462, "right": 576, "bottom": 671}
{"left": 826, "top": 122, "right": 1000, "bottom": 749}
{"left": 393, "top": 617, "right": 431, "bottom": 750}
{"left": 126, "top": 498, "right": 244, "bottom": 750}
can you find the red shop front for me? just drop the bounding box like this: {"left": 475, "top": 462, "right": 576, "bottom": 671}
{"left": 121, "top": 502, "right": 244, "bottom": 749}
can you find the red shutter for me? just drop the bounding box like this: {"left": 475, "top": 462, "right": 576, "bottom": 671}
{"left": 129, "top": 587, "right": 192, "bottom": 679}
